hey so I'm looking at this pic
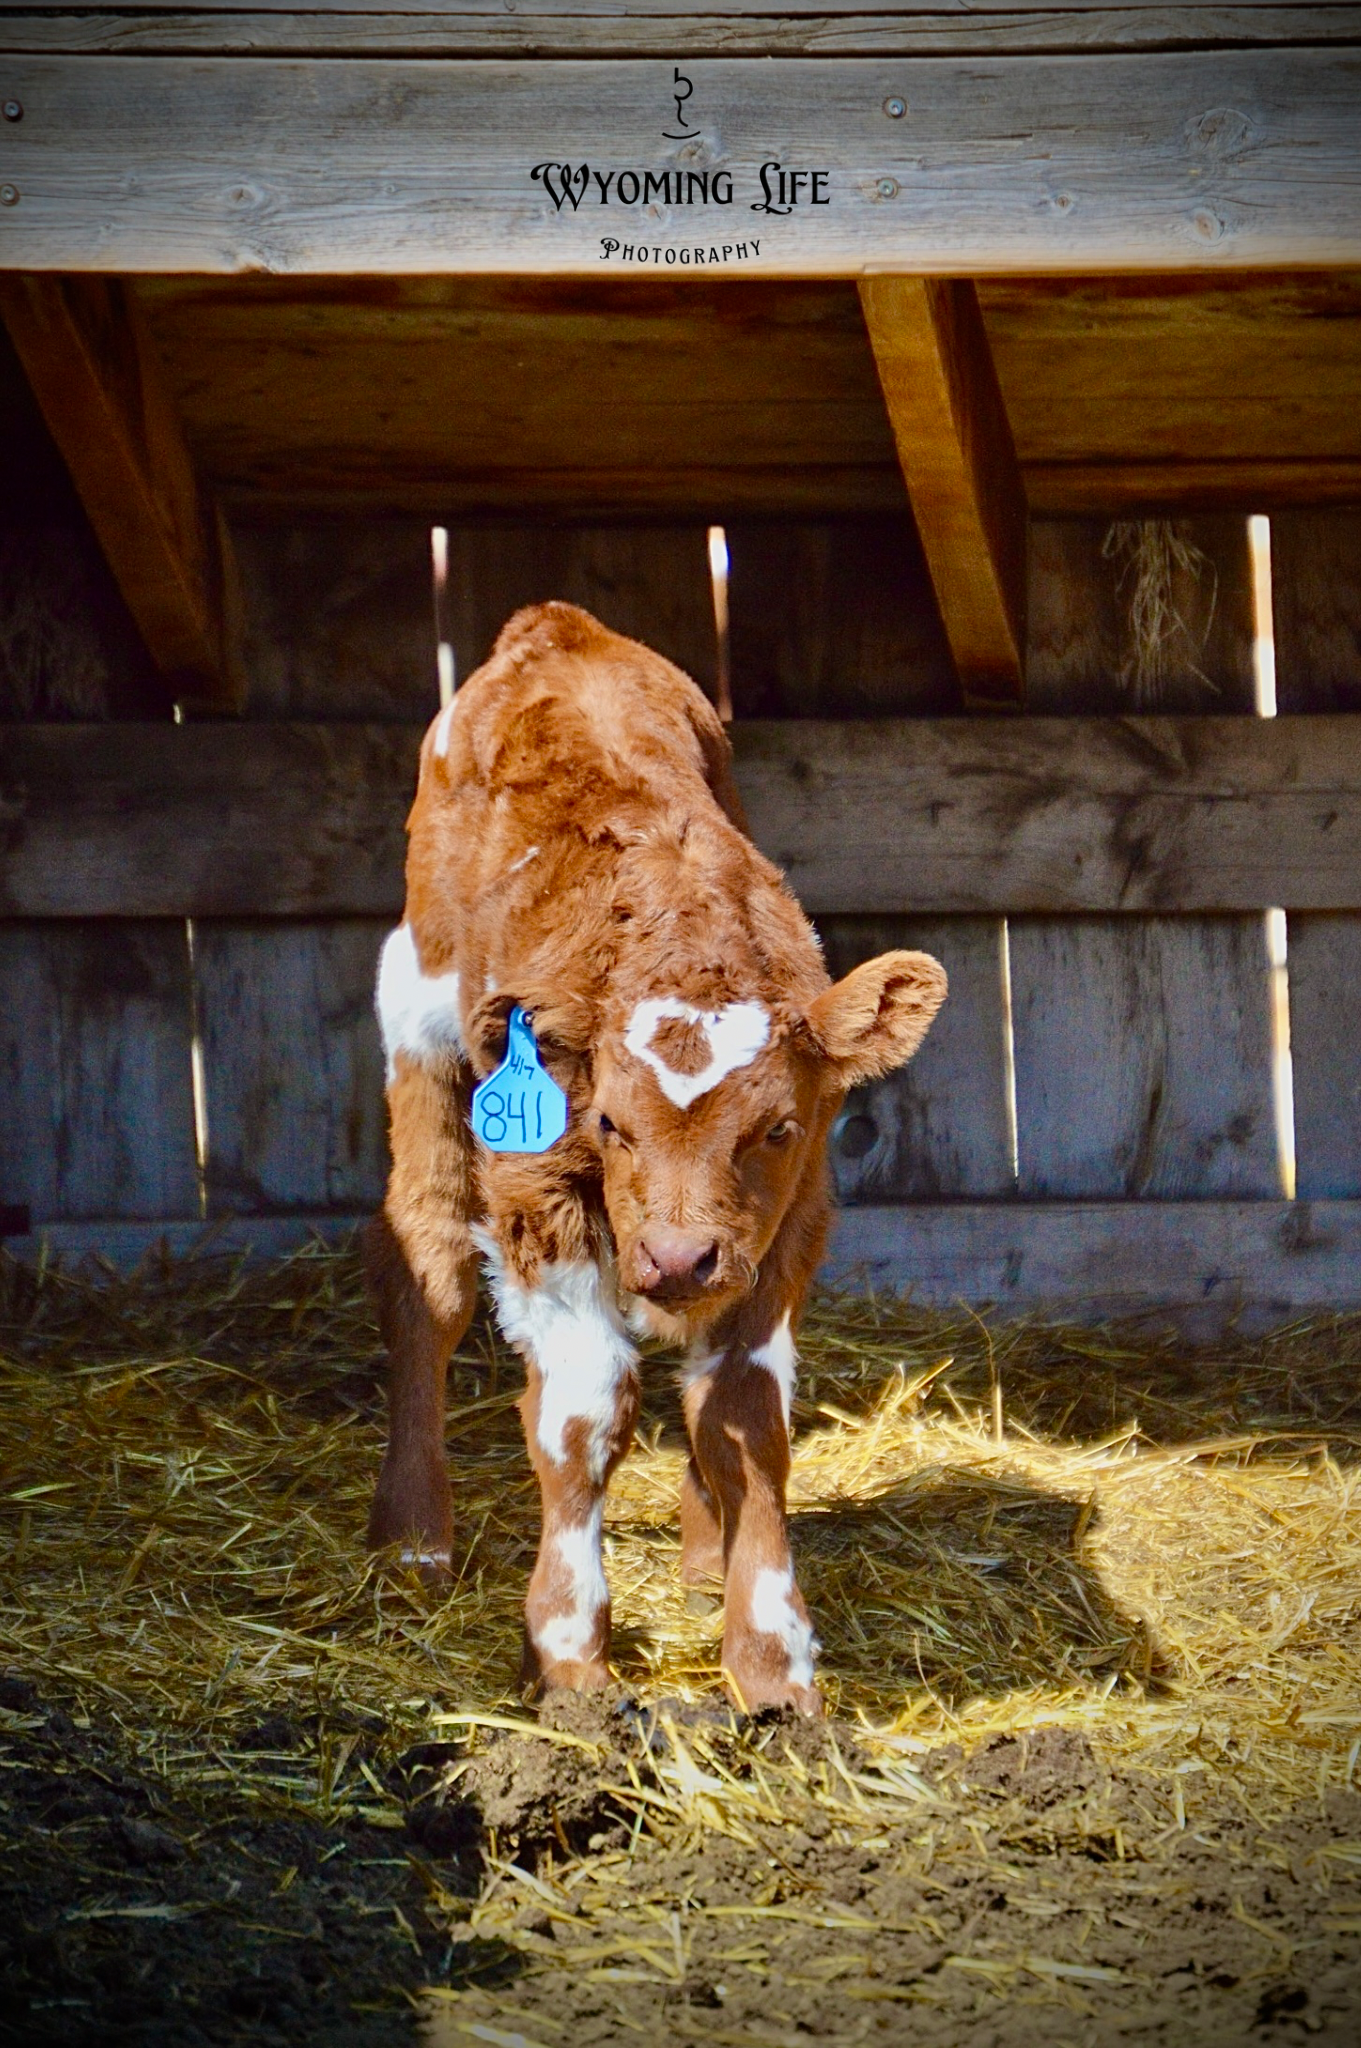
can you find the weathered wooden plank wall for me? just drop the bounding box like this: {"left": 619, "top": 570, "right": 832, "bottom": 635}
{"left": 6, "top": 497, "right": 1361, "bottom": 1315}
{"left": 1011, "top": 515, "right": 1279, "bottom": 1200}
{"left": 194, "top": 917, "right": 391, "bottom": 1215}
{"left": 0, "top": 335, "right": 181, "bottom": 1228}
{"left": 0, "top": 921, "right": 199, "bottom": 1223}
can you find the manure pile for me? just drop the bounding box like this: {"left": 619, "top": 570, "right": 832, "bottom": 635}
{"left": 2, "top": 1242, "right": 1361, "bottom": 2046}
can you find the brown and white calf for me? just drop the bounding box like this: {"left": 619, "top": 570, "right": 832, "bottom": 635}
{"left": 367, "top": 602, "right": 946, "bottom": 1714}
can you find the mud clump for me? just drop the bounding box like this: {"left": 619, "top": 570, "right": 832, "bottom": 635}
{"left": 462, "top": 1692, "right": 635, "bottom": 1861}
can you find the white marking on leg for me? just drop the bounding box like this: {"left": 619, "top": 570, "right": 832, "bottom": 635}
{"left": 399, "top": 1547, "right": 452, "bottom": 1569}
{"left": 534, "top": 1503, "right": 607, "bottom": 1663}
{"left": 431, "top": 700, "right": 456, "bottom": 759}
{"left": 750, "top": 1313, "right": 796, "bottom": 1429}
{"left": 623, "top": 998, "right": 769, "bottom": 1110}
{"left": 749, "top": 1564, "right": 818, "bottom": 1690}
{"left": 474, "top": 1237, "right": 637, "bottom": 1480}
{"left": 375, "top": 922, "right": 464, "bottom": 1082}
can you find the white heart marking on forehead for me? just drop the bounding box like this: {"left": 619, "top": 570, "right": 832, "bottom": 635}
{"left": 623, "top": 998, "right": 770, "bottom": 1110}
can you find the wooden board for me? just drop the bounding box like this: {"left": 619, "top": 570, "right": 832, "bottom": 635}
{"left": 192, "top": 918, "right": 389, "bottom": 1214}
{"left": 981, "top": 273, "right": 1361, "bottom": 512}
{"left": 1027, "top": 514, "right": 1255, "bottom": 712}
{"left": 725, "top": 517, "right": 956, "bottom": 717}
{"left": 233, "top": 517, "right": 437, "bottom": 717}
{"left": 1285, "top": 914, "right": 1361, "bottom": 1201}
{"left": 859, "top": 277, "right": 1027, "bottom": 703}
{"left": 0, "top": 723, "right": 416, "bottom": 919}
{"left": 821, "top": 1198, "right": 1361, "bottom": 1321}
{"left": 14, "top": 1197, "right": 1361, "bottom": 1327}
{"left": 2, "top": 53, "right": 1359, "bottom": 273}
{"left": 133, "top": 278, "right": 905, "bottom": 519}
{"left": 0, "top": 919, "right": 199, "bottom": 1222}
{"left": 10, "top": 713, "right": 1361, "bottom": 918}
{"left": 1007, "top": 914, "right": 1278, "bottom": 1197}
{"left": 1272, "top": 509, "right": 1361, "bottom": 716}
{"left": 818, "top": 914, "right": 1013, "bottom": 1200}
{"left": 4, "top": 6, "right": 1359, "bottom": 58}
{"left": 732, "top": 714, "right": 1361, "bottom": 915}
{"left": 443, "top": 524, "right": 717, "bottom": 693}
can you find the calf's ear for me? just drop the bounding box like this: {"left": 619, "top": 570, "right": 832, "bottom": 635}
{"left": 805, "top": 950, "right": 947, "bottom": 1085}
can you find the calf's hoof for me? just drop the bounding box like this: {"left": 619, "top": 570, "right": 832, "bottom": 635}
{"left": 519, "top": 1641, "right": 612, "bottom": 1697}
{"left": 724, "top": 1666, "right": 824, "bottom": 1719}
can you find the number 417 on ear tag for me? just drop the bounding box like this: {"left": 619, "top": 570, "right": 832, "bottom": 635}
{"left": 472, "top": 1006, "right": 569, "bottom": 1153}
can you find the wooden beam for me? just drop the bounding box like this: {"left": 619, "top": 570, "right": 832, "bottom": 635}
{"left": 11, "top": 1198, "right": 1361, "bottom": 1327}
{"left": 6, "top": 713, "right": 1361, "bottom": 918}
{"left": 859, "top": 276, "right": 1026, "bottom": 705}
{"left": 822, "top": 1200, "right": 1361, "bottom": 1324}
{"left": 0, "top": 274, "right": 242, "bottom": 711}
{"left": 4, "top": 7, "right": 1360, "bottom": 61}
{"left": 0, "top": 53, "right": 1358, "bottom": 274}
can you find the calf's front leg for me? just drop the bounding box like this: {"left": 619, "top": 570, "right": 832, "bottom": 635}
{"left": 489, "top": 1256, "right": 640, "bottom": 1693}
{"left": 684, "top": 1315, "right": 821, "bottom": 1716}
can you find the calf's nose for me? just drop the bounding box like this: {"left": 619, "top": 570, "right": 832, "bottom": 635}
{"left": 637, "top": 1225, "right": 720, "bottom": 1291}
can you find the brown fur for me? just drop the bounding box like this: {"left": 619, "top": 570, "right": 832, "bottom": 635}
{"left": 369, "top": 603, "right": 946, "bottom": 1712}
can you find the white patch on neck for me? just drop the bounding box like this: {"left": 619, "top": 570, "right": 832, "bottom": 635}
{"left": 375, "top": 922, "right": 464, "bottom": 1083}
{"left": 535, "top": 1503, "right": 608, "bottom": 1664}
{"left": 473, "top": 1235, "right": 638, "bottom": 1480}
{"left": 750, "top": 1313, "right": 796, "bottom": 1429}
{"left": 749, "top": 1563, "right": 818, "bottom": 1690}
{"left": 624, "top": 998, "right": 770, "bottom": 1111}
{"left": 431, "top": 701, "right": 456, "bottom": 759}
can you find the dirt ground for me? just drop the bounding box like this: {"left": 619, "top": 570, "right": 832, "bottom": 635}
{"left": 6, "top": 1684, "right": 1361, "bottom": 2048}
{"left": 3, "top": 1247, "right": 1361, "bottom": 2046}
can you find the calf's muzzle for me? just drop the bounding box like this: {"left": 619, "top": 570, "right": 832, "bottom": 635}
{"left": 632, "top": 1223, "right": 723, "bottom": 1304}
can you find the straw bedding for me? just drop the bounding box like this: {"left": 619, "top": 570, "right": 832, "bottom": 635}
{"left": 2, "top": 1239, "right": 1361, "bottom": 2045}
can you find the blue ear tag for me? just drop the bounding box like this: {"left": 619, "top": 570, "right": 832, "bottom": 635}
{"left": 471, "top": 1006, "right": 569, "bottom": 1153}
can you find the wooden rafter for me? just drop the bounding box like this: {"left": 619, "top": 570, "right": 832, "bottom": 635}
{"left": 859, "top": 276, "right": 1027, "bottom": 706}
{"left": 0, "top": 273, "right": 242, "bottom": 712}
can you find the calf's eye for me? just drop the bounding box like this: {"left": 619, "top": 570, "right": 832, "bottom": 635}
{"left": 766, "top": 1119, "right": 796, "bottom": 1146}
{"left": 598, "top": 1112, "right": 617, "bottom": 1136}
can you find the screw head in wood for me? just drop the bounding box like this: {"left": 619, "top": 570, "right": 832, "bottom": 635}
{"left": 2, "top": 99, "right": 21, "bottom": 122}
{"left": 883, "top": 96, "right": 906, "bottom": 119}
{"left": 0, "top": 184, "right": 18, "bottom": 206}
{"left": 876, "top": 176, "right": 899, "bottom": 199}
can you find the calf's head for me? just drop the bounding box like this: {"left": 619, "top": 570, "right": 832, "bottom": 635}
{"left": 590, "top": 950, "right": 947, "bottom": 1320}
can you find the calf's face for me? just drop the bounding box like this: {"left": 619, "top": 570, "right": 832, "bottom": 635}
{"left": 591, "top": 950, "right": 947, "bottom": 1321}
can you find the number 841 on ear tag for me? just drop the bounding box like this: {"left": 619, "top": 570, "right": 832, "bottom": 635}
{"left": 472, "top": 1006, "right": 569, "bottom": 1153}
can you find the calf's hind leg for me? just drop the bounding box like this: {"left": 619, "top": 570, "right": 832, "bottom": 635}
{"left": 365, "top": 1211, "right": 477, "bottom": 1574}
{"left": 367, "top": 1059, "right": 479, "bottom": 1577}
